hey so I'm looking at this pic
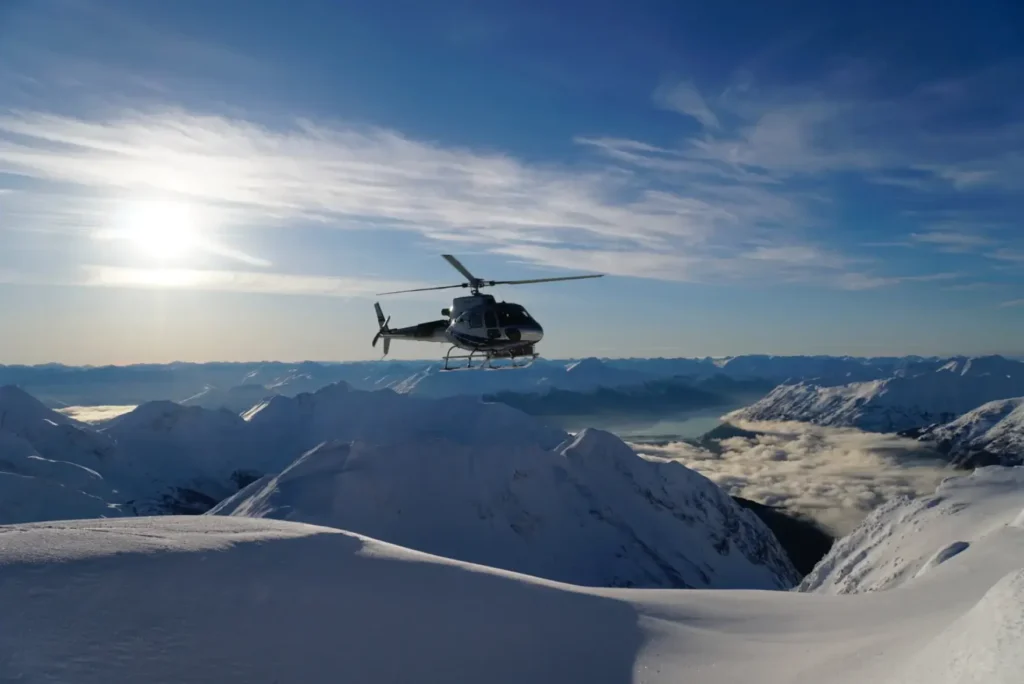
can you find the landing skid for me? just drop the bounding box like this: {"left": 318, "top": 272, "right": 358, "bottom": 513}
{"left": 441, "top": 345, "right": 539, "bottom": 371}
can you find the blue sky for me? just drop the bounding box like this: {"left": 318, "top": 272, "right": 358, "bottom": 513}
{"left": 1, "top": 0, "right": 1022, "bottom": 364}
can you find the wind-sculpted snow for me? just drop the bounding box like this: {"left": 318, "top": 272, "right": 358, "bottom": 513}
{"left": 210, "top": 428, "right": 800, "bottom": 589}
{"left": 799, "top": 466, "right": 1024, "bottom": 594}
{"left": 4, "top": 514, "right": 1024, "bottom": 683}
{"left": 732, "top": 355, "right": 1024, "bottom": 433}
{"left": 896, "top": 568, "right": 1024, "bottom": 684}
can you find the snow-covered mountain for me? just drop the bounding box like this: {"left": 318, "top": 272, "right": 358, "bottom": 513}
{"left": 913, "top": 398, "right": 1024, "bottom": 468}
{"left": 241, "top": 382, "right": 569, "bottom": 454}
{"left": 209, "top": 428, "right": 799, "bottom": 590}
{"left": 799, "top": 466, "right": 1024, "bottom": 595}
{"left": 0, "top": 385, "right": 125, "bottom": 522}
{"left": 0, "top": 381, "right": 799, "bottom": 589}
{"left": 181, "top": 383, "right": 277, "bottom": 413}
{"left": 99, "top": 401, "right": 265, "bottom": 514}
{"left": 732, "top": 355, "right": 1024, "bottom": 433}
{"left": 5, "top": 502, "right": 1023, "bottom": 683}
{"left": 382, "top": 357, "right": 659, "bottom": 397}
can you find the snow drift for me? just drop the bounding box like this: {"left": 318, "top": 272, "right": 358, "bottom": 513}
{"left": 3, "top": 508, "right": 1023, "bottom": 684}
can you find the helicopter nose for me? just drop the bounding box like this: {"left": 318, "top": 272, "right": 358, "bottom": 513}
{"left": 521, "top": 323, "right": 543, "bottom": 343}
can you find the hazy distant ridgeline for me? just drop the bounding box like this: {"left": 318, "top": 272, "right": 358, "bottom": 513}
{"left": 0, "top": 354, "right": 965, "bottom": 408}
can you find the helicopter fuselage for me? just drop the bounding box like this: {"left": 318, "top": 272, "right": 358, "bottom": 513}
{"left": 370, "top": 254, "right": 600, "bottom": 368}
{"left": 379, "top": 294, "right": 543, "bottom": 353}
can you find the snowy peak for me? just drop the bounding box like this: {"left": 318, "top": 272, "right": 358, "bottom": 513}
{"left": 211, "top": 424, "right": 799, "bottom": 590}
{"left": 917, "top": 397, "right": 1024, "bottom": 467}
{"left": 936, "top": 354, "right": 1019, "bottom": 378}
{"left": 242, "top": 380, "right": 567, "bottom": 452}
{"left": 105, "top": 400, "right": 248, "bottom": 436}
{"left": 181, "top": 383, "right": 276, "bottom": 413}
{"left": 0, "top": 385, "right": 123, "bottom": 523}
{"left": 0, "top": 384, "right": 79, "bottom": 430}
{"left": 0, "top": 384, "right": 115, "bottom": 468}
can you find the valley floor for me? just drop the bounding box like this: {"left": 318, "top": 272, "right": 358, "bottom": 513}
{"left": 2, "top": 514, "right": 1021, "bottom": 684}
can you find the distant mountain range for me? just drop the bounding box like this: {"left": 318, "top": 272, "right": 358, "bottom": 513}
{"left": 482, "top": 374, "right": 774, "bottom": 417}
{"left": 3, "top": 354, "right": 958, "bottom": 409}
{"left": 907, "top": 397, "right": 1024, "bottom": 468}
{"left": 731, "top": 355, "right": 1024, "bottom": 433}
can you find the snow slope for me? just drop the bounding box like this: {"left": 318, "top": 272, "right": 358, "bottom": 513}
{"left": 210, "top": 428, "right": 799, "bottom": 589}
{"left": 180, "top": 383, "right": 276, "bottom": 413}
{"left": 99, "top": 401, "right": 266, "bottom": 514}
{"left": 732, "top": 355, "right": 1024, "bottom": 432}
{"left": 917, "top": 398, "right": 1024, "bottom": 467}
{"left": 800, "top": 466, "right": 1024, "bottom": 594}
{"left": 0, "top": 386, "right": 124, "bottom": 522}
{"left": 2, "top": 513, "right": 1022, "bottom": 684}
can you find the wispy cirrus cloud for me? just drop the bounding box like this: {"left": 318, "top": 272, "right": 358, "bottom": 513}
{"left": 998, "top": 299, "right": 1024, "bottom": 309}
{"left": 0, "top": 106, "right": 920, "bottom": 293}
{"left": 910, "top": 230, "right": 994, "bottom": 252}
{"left": 652, "top": 79, "right": 720, "bottom": 129}
{"left": 990, "top": 249, "right": 1024, "bottom": 264}
{"left": 81, "top": 265, "right": 431, "bottom": 299}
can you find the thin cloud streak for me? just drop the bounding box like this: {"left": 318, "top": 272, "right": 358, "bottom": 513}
{"left": 81, "top": 265, "right": 431, "bottom": 298}
{"left": 0, "top": 107, "right": 928, "bottom": 290}
{"left": 0, "top": 97, "right": 1003, "bottom": 292}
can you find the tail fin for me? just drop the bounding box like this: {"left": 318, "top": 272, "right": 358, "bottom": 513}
{"left": 372, "top": 302, "right": 392, "bottom": 356}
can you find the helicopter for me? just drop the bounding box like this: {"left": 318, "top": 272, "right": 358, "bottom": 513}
{"left": 372, "top": 254, "right": 603, "bottom": 371}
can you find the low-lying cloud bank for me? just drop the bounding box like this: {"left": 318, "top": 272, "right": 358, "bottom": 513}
{"left": 56, "top": 405, "right": 137, "bottom": 424}
{"left": 631, "top": 420, "right": 958, "bottom": 536}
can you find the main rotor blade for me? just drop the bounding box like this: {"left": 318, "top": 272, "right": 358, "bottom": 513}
{"left": 375, "top": 283, "right": 468, "bottom": 295}
{"left": 487, "top": 274, "right": 604, "bottom": 286}
{"left": 442, "top": 254, "right": 478, "bottom": 283}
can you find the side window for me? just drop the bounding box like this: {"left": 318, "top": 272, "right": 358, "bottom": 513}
{"left": 484, "top": 310, "right": 497, "bottom": 328}
{"left": 468, "top": 312, "right": 483, "bottom": 328}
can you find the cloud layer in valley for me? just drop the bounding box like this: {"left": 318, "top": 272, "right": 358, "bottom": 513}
{"left": 632, "top": 420, "right": 957, "bottom": 536}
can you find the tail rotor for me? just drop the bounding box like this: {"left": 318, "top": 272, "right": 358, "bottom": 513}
{"left": 372, "top": 302, "right": 392, "bottom": 356}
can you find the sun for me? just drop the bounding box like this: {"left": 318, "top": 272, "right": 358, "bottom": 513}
{"left": 113, "top": 199, "right": 201, "bottom": 260}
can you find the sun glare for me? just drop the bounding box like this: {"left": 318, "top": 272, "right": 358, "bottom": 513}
{"left": 112, "top": 199, "right": 202, "bottom": 260}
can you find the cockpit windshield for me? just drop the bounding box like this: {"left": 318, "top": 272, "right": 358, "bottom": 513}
{"left": 496, "top": 303, "right": 533, "bottom": 325}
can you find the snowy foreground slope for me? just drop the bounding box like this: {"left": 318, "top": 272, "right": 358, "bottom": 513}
{"left": 2, "top": 513, "right": 1022, "bottom": 684}
{"left": 209, "top": 428, "right": 798, "bottom": 589}
{"left": 800, "top": 466, "right": 1024, "bottom": 594}
{"left": 733, "top": 355, "right": 1024, "bottom": 432}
